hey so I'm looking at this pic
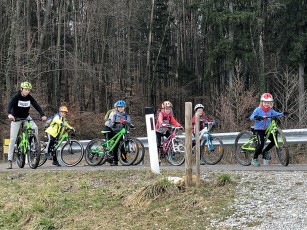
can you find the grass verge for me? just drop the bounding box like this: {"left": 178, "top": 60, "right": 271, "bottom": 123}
{"left": 0, "top": 170, "right": 236, "bottom": 230}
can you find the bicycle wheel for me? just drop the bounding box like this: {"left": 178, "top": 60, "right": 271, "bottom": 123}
{"left": 27, "top": 134, "right": 40, "bottom": 169}
{"left": 235, "top": 130, "right": 255, "bottom": 166}
{"left": 201, "top": 136, "right": 224, "bottom": 165}
{"left": 85, "top": 139, "right": 107, "bottom": 166}
{"left": 133, "top": 139, "right": 145, "bottom": 165}
{"left": 166, "top": 138, "right": 185, "bottom": 166}
{"left": 60, "top": 140, "right": 84, "bottom": 166}
{"left": 15, "top": 136, "right": 25, "bottom": 168}
{"left": 38, "top": 141, "right": 48, "bottom": 167}
{"left": 274, "top": 128, "right": 289, "bottom": 166}
{"left": 118, "top": 138, "right": 139, "bottom": 166}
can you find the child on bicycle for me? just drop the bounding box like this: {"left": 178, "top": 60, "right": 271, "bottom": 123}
{"left": 192, "top": 104, "right": 215, "bottom": 134}
{"left": 45, "top": 105, "right": 75, "bottom": 166}
{"left": 7, "top": 81, "right": 47, "bottom": 169}
{"left": 104, "top": 100, "right": 131, "bottom": 166}
{"left": 155, "top": 101, "right": 183, "bottom": 152}
{"left": 192, "top": 103, "right": 215, "bottom": 165}
{"left": 250, "top": 93, "right": 285, "bottom": 166}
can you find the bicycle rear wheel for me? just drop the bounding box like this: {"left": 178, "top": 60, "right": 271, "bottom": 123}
{"left": 38, "top": 141, "right": 48, "bottom": 167}
{"left": 15, "top": 136, "right": 25, "bottom": 168}
{"left": 167, "top": 138, "right": 185, "bottom": 166}
{"left": 60, "top": 140, "right": 84, "bottom": 166}
{"left": 85, "top": 139, "right": 107, "bottom": 166}
{"left": 118, "top": 138, "right": 139, "bottom": 166}
{"left": 133, "top": 139, "right": 145, "bottom": 165}
{"left": 274, "top": 128, "right": 289, "bottom": 166}
{"left": 202, "top": 136, "right": 224, "bottom": 165}
{"left": 27, "top": 134, "right": 40, "bottom": 169}
{"left": 235, "top": 131, "right": 255, "bottom": 166}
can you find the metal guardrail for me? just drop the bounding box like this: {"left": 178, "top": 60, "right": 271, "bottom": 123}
{"left": 78, "top": 128, "right": 307, "bottom": 148}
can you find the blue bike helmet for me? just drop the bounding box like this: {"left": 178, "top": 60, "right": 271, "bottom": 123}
{"left": 115, "top": 100, "right": 126, "bottom": 107}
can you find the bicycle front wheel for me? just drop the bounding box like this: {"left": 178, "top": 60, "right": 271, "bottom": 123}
{"left": 133, "top": 139, "right": 145, "bottom": 165}
{"left": 274, "top": 128, "right": 289, "bottom": 166}
{"left": 15, "top": 136, "right": 25, "bottom": 168}
{"left": 60, "top": 140, "right": 84, "bottom": 166}
{"left": 235, "top": 131, "right": 255, "bottom": 166}
{"left": 85, "top": 139, "right": 107, "bottom": 166}
{"left": 201, "top": 136, "right": 224, "bottom": 165}
{"left": 118, "top": 138, "right": 139, "bottom": 166}
{"left": 167, "top": 138, "right": 185, "bottom": 166}
{"left": 38, "top": 141, "right": 48, "bottom": 167}
{"left": 27, "top": 134, "right": 40, "bottom": 169}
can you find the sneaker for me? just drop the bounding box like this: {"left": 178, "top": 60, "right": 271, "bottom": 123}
{"left": 263, "top": 151, "right": 271, "bottom": 160}
{"left": 251, "top": 159, "right": 260, "bottom": 166}
{"left": 45, "top": 152, "right": 52, "bottom": 160}
{"left": 52, "top": 161, "right": 61, "bottom": 167}
{"left": 110, "top": 161, "right": 118, "bottom": 166}
{"left": 7, "top": 160, "right": 12, "bottom": 169}
{"left": 200, "top": 160, "right": 205, "bottom": 165}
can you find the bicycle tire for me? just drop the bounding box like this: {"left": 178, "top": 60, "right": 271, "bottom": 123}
{"left": 27, "top": 134, "right": 40, "bottom": 169}
{"left": 201, "top": 136, "right": 224, "bottom": 165}
{"left": 60, "top": 140, "right": 84, "bottom": 166}
{"left": 133, "top": 139, "right": 145, "bottom": 165}
{"left": 118, "top": 138, "right": 139, "bottom": 166}
{"left": 15, "top": 136, "right": 25, "bottom": 168}
{"left": 166, "top": 138, "right": 185, "bottom": 166}
{"left": 38, "top": 141, "right": 48, "bottom": 167}
{"left": 234, "top": 130, "right": 255, "bottom": 166}
{"left": 85, "top": 139, "right": 107, "bottom": 166}
{"left": 274, "top": 128, "right": 289, "bottom": 166}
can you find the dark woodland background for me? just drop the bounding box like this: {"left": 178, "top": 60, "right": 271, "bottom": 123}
{"left": 1, "top": 0, "right": 307, "bottom": 161}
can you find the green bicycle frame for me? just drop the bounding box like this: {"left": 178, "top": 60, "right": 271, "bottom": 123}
{"left": 241, "top": 118, "right": 284, "bottom": 151}
{"left": 18, "top": 121, "right": 34, "bottom": 154}
{"left": 52, "top": 132, "right": 69, "bottom": 152}
{"left": 100, "top": 127, "right": 126, "bottom": 154}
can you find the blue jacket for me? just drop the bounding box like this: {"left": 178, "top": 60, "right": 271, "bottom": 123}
{"left": 250, "top": 107, "right": 283, "bottom": 130}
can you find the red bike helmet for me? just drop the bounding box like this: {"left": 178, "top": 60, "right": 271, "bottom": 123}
{"left": 260, "top": 93, "right": 274, "bottom": 102}
{"left": 162, "top": 101, "right": 173, "bottom": 109}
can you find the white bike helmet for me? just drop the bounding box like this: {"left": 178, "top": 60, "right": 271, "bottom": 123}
{"left": 194, "top": 104, "right": 204, "bottom": 111}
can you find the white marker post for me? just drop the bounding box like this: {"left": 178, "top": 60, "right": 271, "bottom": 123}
{"left": 145, "top": 107, "right": 160, "bottom": 174}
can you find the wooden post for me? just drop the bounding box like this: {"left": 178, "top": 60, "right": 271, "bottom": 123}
{"left": 195, "top": 113, "right": 201, "bottom": 186}
{"left": 185, "top": 102, "right": 192, "bottom": 187}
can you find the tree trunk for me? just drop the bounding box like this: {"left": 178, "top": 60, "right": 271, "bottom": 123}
{"left": 298, "top": 63, "right": 305, "bottom": 125}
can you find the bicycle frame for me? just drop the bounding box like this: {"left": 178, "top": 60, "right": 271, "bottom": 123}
{"left": 50, "top": 132, "right": 69, "bottom": 153}
{"left": 161, "top": 130, "right": 176, "bottom": 154}
{"left": 18, "top": 120, "right": 34, "bottom": 154}
{"left": 242, "top": 116, "right": 283, "bottom": 151}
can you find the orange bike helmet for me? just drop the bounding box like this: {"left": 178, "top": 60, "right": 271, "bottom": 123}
{"left": 59, "top": 106, "right": 68, "bottom": 113}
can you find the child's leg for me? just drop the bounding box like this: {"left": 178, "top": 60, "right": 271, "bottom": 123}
{"left": 254, "top": 130, "right": 265, "bottom": 159}
{"left": 263, "top": 133, "right": 275, "bottom": 152}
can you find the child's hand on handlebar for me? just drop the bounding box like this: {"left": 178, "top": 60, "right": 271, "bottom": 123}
{"left": 254, "top": 115, "right": 264, "bottom": 121}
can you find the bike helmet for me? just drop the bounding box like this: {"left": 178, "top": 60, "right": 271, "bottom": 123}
{"left": 20, "top": 81, "right": 32, "bottom": 89}
{"left": 260, "top": 93, "right": 274, "bottom": 102}
{"left": 115, "top": 100, "right": 126, "bottom": 107}
{"left": 162, "top": 101, "right": 172, "bottom": 109}
{"left": 194, "top": 104, "right": 204, "bottom": 111}
{"left": 59, "top": 106, "right": 68, "bottom": 113}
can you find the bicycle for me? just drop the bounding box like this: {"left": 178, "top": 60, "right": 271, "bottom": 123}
{"left": 39, "top": 126, "right": 84, "bottom": 167}
{"left": 234, "top": 115, "right": 289, "bottom": 166}
{"left": 85, "top": 123, "right": 139, "bottom": 166}
{"left": 158, "top": 125, "right": 185, "bottom": 166}
{"left": 14, "top": 118, "right": 41, "bottom": 169}
{"left": 192, "top": 121, "right": 224, "bottom": 165}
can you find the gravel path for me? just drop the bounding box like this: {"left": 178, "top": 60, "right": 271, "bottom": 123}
{"left": 210, "top": 171, "right": 307, "bottom": 229}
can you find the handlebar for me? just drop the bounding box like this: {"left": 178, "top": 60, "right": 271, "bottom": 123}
{"left": 14, "top": 117, "right": 42, "bottom": 122}
{"left": 161, "top": 124, "right": 184, "bottom": 130}
{"left": 254, "top": 115, "right": 283, "bottom": 121}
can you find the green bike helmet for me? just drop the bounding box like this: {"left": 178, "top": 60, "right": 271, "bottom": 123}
{"left": 20, "top": 81, "right": 32, "bottom": 90}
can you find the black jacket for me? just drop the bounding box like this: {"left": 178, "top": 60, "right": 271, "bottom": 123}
{"left": 7, "top": 91, "right": 45, "bottom": 118}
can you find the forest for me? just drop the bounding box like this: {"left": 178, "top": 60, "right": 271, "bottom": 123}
{"left": 1, "top": 0, "right": 307, "bottom": 146}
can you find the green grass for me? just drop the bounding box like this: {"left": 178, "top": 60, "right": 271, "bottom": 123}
{"left": 0, "top": 170, "right": 237, "bottom": 230}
